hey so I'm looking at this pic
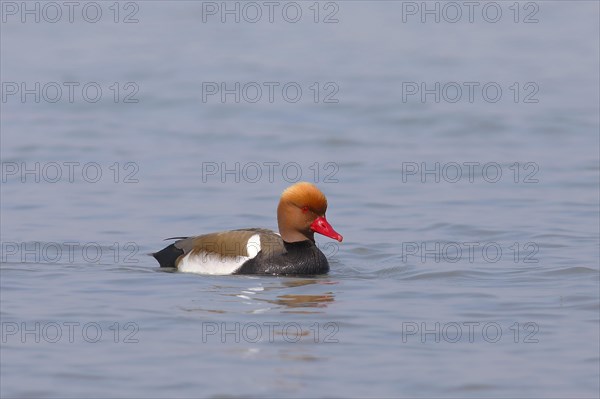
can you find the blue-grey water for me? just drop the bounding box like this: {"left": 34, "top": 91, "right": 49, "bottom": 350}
{"left": 1, "top": 1, "right": 599, "bottom": 398}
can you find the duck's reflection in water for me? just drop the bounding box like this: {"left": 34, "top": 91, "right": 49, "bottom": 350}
{"left": 260, "top": 293, "right": 334, "bottom": 309}
{"left": 190, "top": 278, "right": 338, "bottom": 366}
{"left": 183, "top": 278, "right": 337, "bottom": 314}
{"left": 255, "top": 278, "right": 336, "bottom": 313}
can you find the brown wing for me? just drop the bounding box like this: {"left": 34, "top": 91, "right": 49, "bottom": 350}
{"left": 173, "top": 228, "right": 285, "bottom": 265}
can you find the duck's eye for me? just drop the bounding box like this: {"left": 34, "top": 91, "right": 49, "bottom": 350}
{"left": 301, "top": 206, "right": 309, "bottom": 213}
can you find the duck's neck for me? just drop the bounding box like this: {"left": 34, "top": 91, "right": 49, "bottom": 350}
{"left": 277, "top": 201, "right": 314, "bottom": 243}
{"left": 278, "top": 228, "right": 314, "bottom": 243}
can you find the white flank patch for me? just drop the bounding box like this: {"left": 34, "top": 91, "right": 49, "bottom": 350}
{"left": 177, "top": 234, "right": 262, "bottom": 275}
{"left": 246, "top": 234, "right": 261, "bottom": 257}
{"left": 177, "top": 252, "right": 248, "bottom": 275}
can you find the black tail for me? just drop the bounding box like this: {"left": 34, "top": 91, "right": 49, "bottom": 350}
{"left": 152, "top": 242, "right": 184, "bottom": 268}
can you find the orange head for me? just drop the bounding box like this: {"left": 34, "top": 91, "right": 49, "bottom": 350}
{"left": 277, "top": 182, "right": 343, "bottom": 243}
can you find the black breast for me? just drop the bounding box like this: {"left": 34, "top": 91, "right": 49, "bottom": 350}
{"left": 235, "top": 240, "right": 329, "bottom": 275}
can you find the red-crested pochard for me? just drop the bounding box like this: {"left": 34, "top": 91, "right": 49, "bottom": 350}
{"left": 152, "top": 182, "right": 343, "bottom": 275}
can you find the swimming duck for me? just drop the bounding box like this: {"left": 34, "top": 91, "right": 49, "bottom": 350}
{"left": 152, "top": 182, "right": 343, "bottom": 275}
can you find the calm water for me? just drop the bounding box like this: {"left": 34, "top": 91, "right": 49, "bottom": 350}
{"left": 1, "top": 1, "right": 599, "bottom": 398}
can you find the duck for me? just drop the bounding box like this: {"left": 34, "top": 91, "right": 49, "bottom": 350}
{"left": 152, "top": 182, "right": 343, "bottom": 275}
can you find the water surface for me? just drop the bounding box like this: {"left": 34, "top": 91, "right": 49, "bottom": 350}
{"left": 1, "top": 1, "right": 599, "bottom": 397}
